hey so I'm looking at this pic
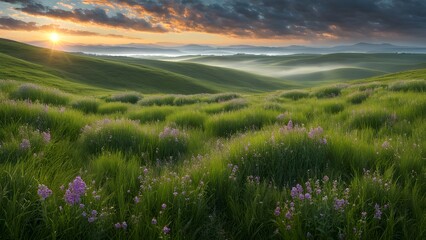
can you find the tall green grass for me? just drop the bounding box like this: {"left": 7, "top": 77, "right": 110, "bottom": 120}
{"left": 205, "top": 109, "right": 277, "bottom": 137}
{"left": 106, "top": 92, "right": 142, "bottom": 104}
{"left": 10, "top": 84, "right": 70, "bottom": 105}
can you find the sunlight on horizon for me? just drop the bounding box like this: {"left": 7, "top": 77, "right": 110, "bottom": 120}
{"left": 49, "top": 32, "right": 60, "bottom": 44}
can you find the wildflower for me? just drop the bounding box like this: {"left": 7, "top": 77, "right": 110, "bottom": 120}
{"left": 143, "top": 168, "right": 149, "bottom": 175}
{"left": 286, "top": 225, "right": 291, "bottom": 231}
{"left": 374, "top": 204, "right": 382, "bottom": 219}
{"left": 287, "top": 120, "right": 293, "bottom": 130}
{"left": 37, "top": 184, "right": 52, "bottom": 200}
{"left": 82, "top": 212, "right": 87, "bottom": 217}
{"left": 334, "top": 198, "right": 348, "bottom": 211}
{"left": 59, "top": 206, "right": 63, "bottom": 211}
{"left": 304, "top": 193, "right": 312, "bottom": 200}
{"left": 161, "top": 203, "right": 167, "bottom": 210}
{"left": 88, "top": 217, "right": 96, "bottom": 223}
{"left": 114, "top": 223, "right": 121, "bottom": 229}
{"left": 381, "top": 141, "right": 391, "bottom": 149}
{"left": 20, "top": 139, "right": 31, "bottom": 150}
{"left": 323, "top": 175, "right": 329, "bottom": 182}
{"left": 91, "top": 210, "right": 98, "bottom": 217}
{"left": 163, "top": 226, "right": 171, "bottom": 234}
{"left": 308, "top": 126, "right": 323, "bottom": 139}
{"left": 151, "top": 217, "right": 157, "bottom": 225}
{"left": 290, "top": 187, "right": 299, "bottom": 198}
{"left": 59, "top": 185, "right": 65, "bottom": 191}
{"left": 285, "top": 211, "right": 292, "bottom": 219}
{"left": 79, "top": 203, "right": 85, "bottom": 209}
{"left": 121, "top": 222, "right": 127, "bottom": 229}
{"left": 41, "top": 131, "right": 51, "bottom": 143}
{"left": 134, "top": 196, "right": 140, "bottom": 204}
{"left": 274, "top": 207, "right": 281, "bottom": 216}
{"left": 64, "top": 176, "right": 87, "bottom": 205}
{"left": 173, "top": 191, "right": 178, "bottom": 197}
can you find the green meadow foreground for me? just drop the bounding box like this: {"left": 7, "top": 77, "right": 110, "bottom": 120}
{"left": 0, "top": 41, "right": 425, "bottom": 239}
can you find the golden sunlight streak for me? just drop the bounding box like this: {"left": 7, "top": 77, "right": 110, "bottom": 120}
{"left": 49, "top": 32, "right": 60, "bottom": 44}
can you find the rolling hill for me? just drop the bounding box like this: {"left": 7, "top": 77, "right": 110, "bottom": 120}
{"left": 0, "top": 38, "right": 294, "bottom": 94}
{"left": 175, "top": 53, "right": 426, "bottom": 85}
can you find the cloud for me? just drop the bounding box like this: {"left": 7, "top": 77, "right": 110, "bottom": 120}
{"left": 2, "top": 0, "right": 426, "bottom": 40}
{"left": 10, "top": 1, "right": 167, "bottom": 32}
{"left": 0, "top": 16, "right": 142, "bottom": 39}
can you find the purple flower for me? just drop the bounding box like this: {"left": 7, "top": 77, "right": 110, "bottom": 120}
{"left": 42, "top": 131, "right": 51, "bottom": 143}
{"left": 134, "top": 196, "right": 140, "bottom": 204}
{"left": 163, "top": 226, "right": 171, "bottom": 234}
{"left": 20, "top": 139, "right": 31, "bottom": 150}
{"left": 290, "top": 187, "right": 298, "bottom": 198}
{"left": 287, "top": 120, "right": 293, "bottom": 130}
{"left": 151, "top": 217, "right": 157, "bottom": 225}
{"left": 64, "top": 176, "right": 87, "bottom": 205}
{"left": 37, "top": 184, "right": 52, "bottom": 200}
{"left": 285, "top": 211, "right": 292, "bottom": 220}
{"left": 121, "top": 221, "right": 127, "bottom": 230}
{"left": 374, "top": 204, "right": 382, "bottom": 219}
{"left": 114, "top": 223, "right": 121, "bottom": 229}
{"left": 274, "top": 207, "right": 281, "bottom": 216}
{"left": 91, "top": 210, "right": 98, "bottom": 217}
{"left": 79, "top": 203, "right": 85, "bottom": 209}
{"left": 88, "top": 217, "right": 96, "bottom": 223}
{"left": 334, "top": 198, "right": 348, "bottom": 211}
{"left": 296, "top": 184, "right": 303, "bottom": 193}
{"left": 304, "top": 193, "right": 311, "bottom": 200}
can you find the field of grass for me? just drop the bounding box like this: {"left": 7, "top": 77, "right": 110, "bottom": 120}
{"left": 0, "top": 39, "right": 295, "bottom": 94}
{"left": 0, "top": 59, "right": 425, "bottom": 240}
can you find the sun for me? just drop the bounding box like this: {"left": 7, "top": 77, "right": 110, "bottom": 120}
{"left": 49, "top": 32, "right": 60, "bottom": 44}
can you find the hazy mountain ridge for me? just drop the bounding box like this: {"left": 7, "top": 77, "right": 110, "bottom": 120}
{"left": 28, "top": 41, "right": 426, "bottom": 56}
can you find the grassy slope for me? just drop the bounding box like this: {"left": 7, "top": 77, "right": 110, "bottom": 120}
{"left": 182, "top": 53, "right": 426, "bottom": 84}
{"left": 0, "top": 68, "right": 425, "bottom": 239}
{"left": 98, "top": 56, "right": 298, "bottom": 91}
{"left": 0, "top": 39, "right": 292, "bottom": 94}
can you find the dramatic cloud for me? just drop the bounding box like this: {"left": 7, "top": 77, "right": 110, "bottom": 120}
{"left": 1, "top": 0, "right": 426, "bottom": 40}
{"left": 10, "top": 1, "right": 167, "bottom": 32}
{"left": 0, "top": 16, "right": 141, "bottom": 39}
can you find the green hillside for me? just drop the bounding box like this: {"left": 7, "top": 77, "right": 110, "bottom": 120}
{"left": 0, "top": 39, "right": 293, "bottom": 94}
{"left": 180, "top": 53, "right": 426, "bottom": 84}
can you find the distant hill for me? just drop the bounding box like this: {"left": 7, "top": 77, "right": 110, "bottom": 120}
{"left": 179, "top": 53, "right": 426, "bottom": 85}
{"left": 0, "top": 38, "right": 294, "bottom": 94}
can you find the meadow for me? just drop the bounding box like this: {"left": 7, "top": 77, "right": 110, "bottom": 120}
{"left": 0, "top": 39, "right": 425, "bottom": 239}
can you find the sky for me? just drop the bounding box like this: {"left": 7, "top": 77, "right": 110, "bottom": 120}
{"left": 0, "top": 0, "right": 425, "bottom": 46}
